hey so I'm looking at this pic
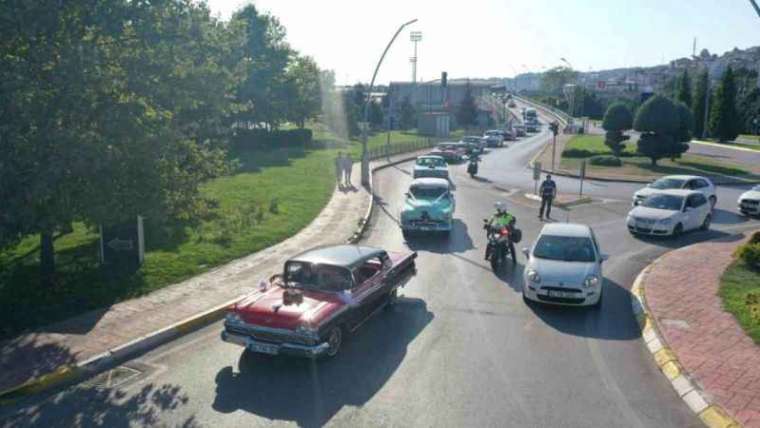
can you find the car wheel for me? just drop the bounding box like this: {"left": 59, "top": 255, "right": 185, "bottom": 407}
{"left": 672, "top": 223, "right": 684, "bottom": 237}
{"left": 709, "top": 195, "right": 717, "bottom": 209}
{"left": 325, "top": 327, "right": 343, "bottom": 358}
{"left": 701, "top": 214, "right": 711, "bottom": 231}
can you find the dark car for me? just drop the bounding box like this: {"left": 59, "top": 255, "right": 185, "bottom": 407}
{"left": 222, "top": 245, "right": 417, "bottom": 358}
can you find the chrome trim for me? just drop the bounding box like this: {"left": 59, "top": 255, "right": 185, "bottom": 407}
{"left": 224, "top": 320, "right": 316, "bottom": 342}
{"left": 221, "top": 331, "right": 330, "bottom": 356}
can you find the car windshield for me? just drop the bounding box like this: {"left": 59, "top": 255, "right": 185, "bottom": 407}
{"left": 416, "top": 157, "right": 445, "bottom": 167}
{"left": 284, "top": 262, "right": 352, "bottom": 292}
{"left": 410, "top": 186, "right": 447, "bottom": 199}
{"left": 649, "top": 178, "right": 685, "bottom": 189}
{"left": 533, "top": 235, "right": 596, "bottom": 262}
{"left": 642, "top": 194, "right": 684, "bottom": 211}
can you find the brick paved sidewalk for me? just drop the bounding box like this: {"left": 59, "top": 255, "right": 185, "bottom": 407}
{"left": 644, "top": 232, "right": 760, "bottom": 427}
{"left": 0, "top": 150, "right": 427, "bottom": 394}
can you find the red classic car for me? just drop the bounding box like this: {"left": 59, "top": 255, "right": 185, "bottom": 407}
{"left": 221, "top": 245, "right": 417, "bottom": 358}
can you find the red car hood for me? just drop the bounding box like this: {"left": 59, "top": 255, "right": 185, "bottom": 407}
{"left": 233, "top": 286, "right": 344, "bottom": 330}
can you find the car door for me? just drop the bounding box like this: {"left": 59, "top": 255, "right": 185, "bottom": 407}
{"left": 683, "top": 195, "right": 702, "bottom": 230}
{"left": 692, "top": 193, "right": 710, "bottom": 228}
{"left": 348, "top": 255, "right": 387, "bottom": 327}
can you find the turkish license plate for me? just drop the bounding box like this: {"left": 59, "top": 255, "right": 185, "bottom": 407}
{"left": 548, "top": 290, "right": 575, "bottom": 298}
{"left": 247, "top": 340, "right": 279, "bottom": 355}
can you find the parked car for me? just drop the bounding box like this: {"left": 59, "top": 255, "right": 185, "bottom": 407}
{"left": 502, "top": 129, "right": 516, "bottom": 141}
{"left": 522, "top": 223, "right": 607, "bottom": 307}
{"left": 738, "top": 185, "right": 760, "bottom": 217}
{"left": 632, "top": 175, "right": 716, "bottom": 208}
{"left": 413, "top": 155, "right": 449, "bottom": 179}
{"left": 513, "top": 125, "right": 526, "bottom": 137}
{"left": 221, "top": 245, "right": 417, "bottom": 358}
{"left": 508, "top": 101, "right": 516, "bottom": 108}
{"left": 626, "top": 189, "right": 712, "bottom": 237}
{"left": 483, "top": 130, "right": 505, "bottom": 147}
{"left": 434, "top": 142, "right": 466, "bottom": 162}
{"left": 400, "top": 178, "right": 455, "bottom": 236}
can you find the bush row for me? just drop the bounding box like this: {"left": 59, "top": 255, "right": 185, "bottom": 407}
{"left": 562, "top": 148, "right": 636, "bottom": 158}
{"left": 589, "top": 155, "right": 623, "bottom": 166}
{"left": 232, "top": 128, "right": 313, "bottom": 151}
{"left": 736, "top": 232, "right": 760, "bottom": 270}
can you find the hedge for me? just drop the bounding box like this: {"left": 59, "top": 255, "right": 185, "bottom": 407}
{"left": 736, "top": 232, "right": 760, "bottom": 271}
{"left": 562, "top": 148, "right": 594, "bottom": 158}
{"left": 589, "top": 155, "right": 623, "bottom": 167}
{"left": 233, "top": 128, "right": 313, "bottom": 151}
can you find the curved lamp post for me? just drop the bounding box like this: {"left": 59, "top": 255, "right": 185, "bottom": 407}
{"left": 361, "top": 18, "right": 418, "bottom": 186}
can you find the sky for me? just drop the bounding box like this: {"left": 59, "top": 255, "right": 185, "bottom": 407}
{"left": 205, "top": 0, "right": 760, "bottom": 85}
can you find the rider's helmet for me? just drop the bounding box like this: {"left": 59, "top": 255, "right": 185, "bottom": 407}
{"left": 494, "top": 201, "right": 506, "bottom": 214}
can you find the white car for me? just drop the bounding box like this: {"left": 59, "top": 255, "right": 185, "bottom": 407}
{"left": 627, "top": 189, "right": 711, "bottom": 237}
{"left": 632, "top": 175, "right": 717, "bottom": 208}
{"left": 522, "top": 223, "right": 607, "bottom": 307}
{"left": 738, "top": 185, "right": 760, "bottom": 217}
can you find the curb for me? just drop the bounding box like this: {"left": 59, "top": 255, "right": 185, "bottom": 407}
{"left": 0, "top": 148, "right": 432, "bottom": 407}
{"left": 630, "top": 258, "right": 742, "bottom": 428}
{"left": 523, "top": 192, "right": 593, "bottom": 209}
{"left": 542, "top": 168, "right": 760, "bottom": 186}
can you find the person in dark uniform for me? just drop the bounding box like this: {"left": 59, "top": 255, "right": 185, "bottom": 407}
{"left": 538, "top": 174, "right": 557, "bottom": 220}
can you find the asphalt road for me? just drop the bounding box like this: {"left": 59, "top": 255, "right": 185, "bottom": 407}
{"left": 3, "top": 122, "right": 759, "bottom": 428}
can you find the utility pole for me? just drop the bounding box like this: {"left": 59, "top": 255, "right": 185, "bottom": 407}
{"left": 750, "top": 0, "right": 760, "bottom": 18}
{"left": 410, "top": 31, "right": 422, "bottom": 84}
{"left": 702, "top": 61, "right": 711, "bottom": 139}
{"left": 361, "top": 19, "right": 419, "bottom": 186}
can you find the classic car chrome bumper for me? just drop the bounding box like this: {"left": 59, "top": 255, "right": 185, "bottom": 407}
{"left": 402, "top": 220, "right": 452, "bottom": 232}
{"left": 221, "top": 330, "right": 330, "bottom": 357}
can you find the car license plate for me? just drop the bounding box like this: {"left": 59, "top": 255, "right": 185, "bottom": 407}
{"left": 247, "top": 340, "right": 279, "bottom": 355}
{"left": 548, "top": 290, "right": 574, "bottom": 298}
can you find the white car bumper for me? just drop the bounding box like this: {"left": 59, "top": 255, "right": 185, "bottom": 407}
{"left": 523, "top": 283, "right": 601, "bottom": 306}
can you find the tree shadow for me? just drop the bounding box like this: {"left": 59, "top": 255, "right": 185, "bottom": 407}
{"left": 0, "top": 339, "right": 78, "bottom": 397}
{"left": 404, "top": 220, "right": 475, "bottom": 254}
{"left": 524, "top": 278, "right": 641, "bottom": 341}
{"left": 632, "top": 227, "right": 735, "bottom": 249}
{"left": 212, "top": 297, "right": 434, "bottom": 427}
{"left": 711, "top": 208, "right": 751, "bottom": 226}
{"left": 230, "top": 146, "right": 310, "bottom": 174}
{"left": 0, "top": 381, "right": 196, "bottom": 428}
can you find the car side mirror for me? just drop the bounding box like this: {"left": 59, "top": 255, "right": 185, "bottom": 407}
{"left": 600, "top": 254, "right": 609, "bottom": 262}
{"left": 405, "top": 192, "right": 411, "bottom": 198}
{"left": 522, "top": 247, "right": 530, "bottom": 257}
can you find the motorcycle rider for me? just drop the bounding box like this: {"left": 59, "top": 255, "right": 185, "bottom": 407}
{"left": 467, "top": 153, "right": 480, "bottom": 177}
{"left": 485, "top": 202, "right": 517, "bottom": 264}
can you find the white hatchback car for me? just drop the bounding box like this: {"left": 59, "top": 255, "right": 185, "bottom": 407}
{"left": 627, "top": 189, "right": 711, "bottom": 237}
{"left": 738, "top": 185, "right": 760, "bottom": 217}
{"left": 522, "top": 223, "right": 607, "bottom": 307}
{"left": 632, "top": 175, "right": 717, "bottom": 208}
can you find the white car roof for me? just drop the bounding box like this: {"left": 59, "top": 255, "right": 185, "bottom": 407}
{"left": 410, "top": 178, "right": 450, "bottom": 188}
{"left": 539, "top": 223, "right": 592, "bottom": 238}
{"left": 647, "top": 189, "right": 699, "bottom": 197}
{"left": 656, "top": 174, "right": 708, "bottom": 181}
{"left": 417, "top": 155, "right": 445, "bottom": 160}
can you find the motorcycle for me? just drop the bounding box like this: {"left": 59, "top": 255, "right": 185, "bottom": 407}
{"left": 483, "top": 219, "right": 520, "bottom": 271}
{"left": 467, "top": 158, "right": 479, "bottom": 178}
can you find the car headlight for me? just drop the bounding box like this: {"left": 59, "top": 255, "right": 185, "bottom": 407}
{"left": 657, "top": 218, "right": 673, "bottom": 225}
{"left": 225, "top": 312, "right": 243, "bottom": 324}
{"left": 296, "top": 325, "right": 319, "bottom": 339}
{"left": 527, "top": 269, "right": 541, "bottom": 283}
{"left": 583, "top": 275, "right": 600, "bottom": 288}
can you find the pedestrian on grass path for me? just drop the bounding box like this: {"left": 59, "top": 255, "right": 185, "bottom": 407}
{"left": 335, "top": 152, "right": 345, "bottom": 187}
{"left": 344, "top": 153, "right": 354, "bottom": 187}
{"left": 539, "top": 174, "right": 557, "bottom": 220}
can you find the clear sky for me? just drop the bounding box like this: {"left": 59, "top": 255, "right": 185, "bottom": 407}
{"left": 205, "top": 0, "right": 760, "bottom": 85}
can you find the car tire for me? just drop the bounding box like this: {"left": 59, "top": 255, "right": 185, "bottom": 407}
{"left": 709, "top": 195, "right": 717, "bottom": 209}
{"left": 672, "top": 223, "right": 684, "bottom": 237}
{"left": 701, "top": 214, "right": 711, "bottom": 231}
{"left": 591, "top": 291, "right": 603, "bottom": 309}
{"left": 325, "top": 327, "right": 343, "bottom": 358}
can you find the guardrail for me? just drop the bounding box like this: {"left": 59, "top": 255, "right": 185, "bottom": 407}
{"left": 366, "top": 139, "right": 437, "bottom": 160}
{"left": 512, "top": 95, "right": 571, "bottom": 126}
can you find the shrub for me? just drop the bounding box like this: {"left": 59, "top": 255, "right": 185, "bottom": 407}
{"left": 562, "top": 148, "right": 594, "bottom": 158}
{"left": 737, "top": 236, "right": 760, "bottom": 271}
{"left": 589, "top": 155, "right": 622, "bottom": 167}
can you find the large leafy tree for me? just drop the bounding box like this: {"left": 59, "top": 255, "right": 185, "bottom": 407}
{"left": 672, "top": 101, "right": 693, "bottom": 159}
{"left": 540, "top": 66, "right": 579, "bottom": 96}
{"left": 692, "top": 70, "right": 709, "bottom": 138}
{"left": 602, "top": 103, "right": 633, "bottom": 157}
{"left": 0, "top": 0, "right": 232, "bottom": 285}
{"left": 284, "top": 55, "right": 322, "bottom": 128}
{"left": 399, "top": 96, "right": 416, "bottom": 130}
{"left": 633, "top": 95, "right": 680, "bottom": 166}
{"left": 709, "top": 66, "right": 741, "bottom": 142}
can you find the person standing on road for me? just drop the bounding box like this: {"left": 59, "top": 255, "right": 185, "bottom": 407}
{"left": 538, "top": 174, "right": 557, "bottom": 220}
{"left": 343, "top": 153, "right": 354, "bottom": 187}
{"left": 335, "top": 152, "right": 345, "bottom": 187}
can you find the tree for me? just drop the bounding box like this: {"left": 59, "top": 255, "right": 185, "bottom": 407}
{"left": 672, "top": 102, "right": 693, "bottom": 159}
{"left": 540, "top": 66, "right": 579, "bottom": 96}
{"left": 602, "top": 103, "right": 633, "bottom": 157}
{"left": 633, "top": 95, "right": 680, "bottom": 166}
{"left": 692, "top": 70, "right": 709, "bottom": 138}
{"left": 368, "top": 101, "right": 384, "bottom": 129}
{"left": 399, "top": 96, "right": 416, "bottom": 130}
{"left": 457, "top": 82, "right": 478, "bottom": 128}
{"left": 676, "top": 69, "right": 692, "bottom": 107}
{"left": 284, "top": 55, "right": 322, "bottom": 128}
{"left": 709, "top": 66, "right": 741, "bottom": 142}
{"left": 739, "top": 87, "right": 760, "bottom": 134}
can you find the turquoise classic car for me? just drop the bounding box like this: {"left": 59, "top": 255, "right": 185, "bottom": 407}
{"left": 413, "top": 155, "right": 449, "bottom": 180}
{"left": 400, "top": 178, "right": 455, "bottom": 237}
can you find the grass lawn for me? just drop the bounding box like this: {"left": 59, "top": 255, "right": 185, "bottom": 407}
{"left": 719, "top": 259, "right": 760, "bottom": 344}
{"left": 560, "top": 135, "right": 757, "bottom": 180}
{"left": 0, "top": 146, "right": 336, "bottom": 338}
{"left": 739, "top": 134, "right": 760, "bottom": 142}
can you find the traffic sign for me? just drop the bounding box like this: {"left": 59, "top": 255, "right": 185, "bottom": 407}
{"left": 100, "top": 216, "right": 144, "bottom": 273}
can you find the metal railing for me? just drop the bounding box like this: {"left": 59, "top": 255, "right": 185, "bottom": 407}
{"left": 513, "top": 95, "right": 571, "bottom": 126}
{"left": 366, "top": 139, "right": 438, "bottom": 160}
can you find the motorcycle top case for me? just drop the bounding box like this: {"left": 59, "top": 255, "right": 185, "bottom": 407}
{"left": 510, "top": 228, "right": 522, "bottom": 243}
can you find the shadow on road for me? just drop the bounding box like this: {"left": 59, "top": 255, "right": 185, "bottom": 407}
{"left": 711, "top": 208, "right": 750, "bottom": 226}
{"left": 404, "top": 220, "right": 475, "bottom": 254}
{"left": 632, "top": 228, "right": 736, "bottom": 249}
{"left": 525, "top": 278, "right": 641, "bottom": 341}
{"left": 212, "top": 297, "right": 434, "bottom": 428}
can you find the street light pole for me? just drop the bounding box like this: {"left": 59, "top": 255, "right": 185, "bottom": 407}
{"left": 361, "top": 18, "right": 418, "bottom": 186}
